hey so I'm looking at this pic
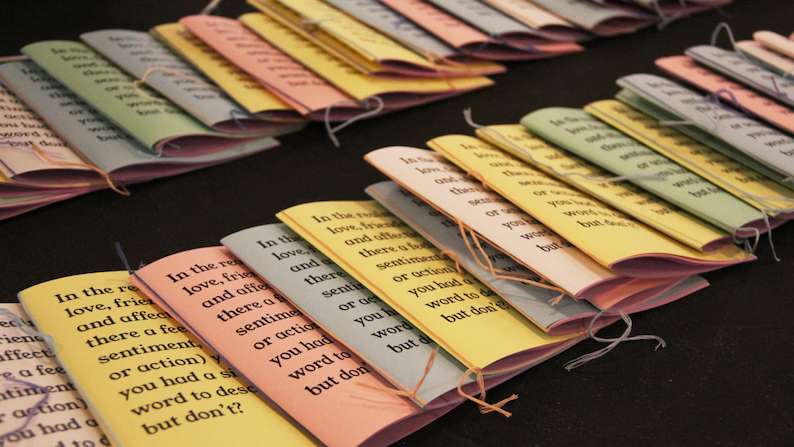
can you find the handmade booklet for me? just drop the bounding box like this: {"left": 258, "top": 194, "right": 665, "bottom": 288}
{"left": 585, "top": 98, "right": 794, "bottom": 217}
{"left": 655, "top": 55, "right": 794, "bottom": 137}
{"left": 150, "top": 22, "right": 304, "bottom": 123}
{"left": 179, "top": 15, "right": 368, "bottom": 121}
{"left": 277, "top": 200, "right": 585, "bottom": 373}
{"left": 130, "top": 246, "right": 461, "bottom": 447}
{"left": 21, "top": 41, "right": 273, "bottom": 157}
{"left": 18, "top": 271, "right": 320, "bottom": 447}
{"left": 520, "top": 107, "right": 774, "bottom": 236}
{"left": 423, "top": 136, "right": 754, "bottom": 274}
{"left": 472, "top": 122, "right": 734, "bottom": 251}
{"left": 377, "top": 0, "right": 568, "bottom": 60}
{"left": 614, "top": 73, "right": 794, "bottom": 188}
{"left": 238, "top": 13, "right": 494, "bottom": 110}
{"left": 364, "top": 145, "right": 740, "bottom": 310}
{"left": 221, "top": 224, "right": 530, "bottom": 407}
{"left": 364, "top": 180, "right": 709, "bottom": 333}
{"left": 0, "top": 61, "right": 279, "bottom": 183}
{"left": 80, "top": 29, "right": 297, "bottom": 135}
{"left": 0, "top": 303, "right": 109, "bottom": 447}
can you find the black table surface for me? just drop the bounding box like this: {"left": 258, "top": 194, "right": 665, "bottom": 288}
{"left": 1, "top": 1, "right": 792, "bottom": 446}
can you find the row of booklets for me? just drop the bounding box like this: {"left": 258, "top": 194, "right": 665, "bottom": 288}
{"left": 4, "top": 23, "right": 794, "bottom": 446}
{"left": 0, "top": 0, "right": 731, "bottom": 220}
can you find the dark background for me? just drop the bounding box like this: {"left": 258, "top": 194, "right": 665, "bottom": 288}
{"left": 1, "top": 1, "right": 792, "bottom": 445}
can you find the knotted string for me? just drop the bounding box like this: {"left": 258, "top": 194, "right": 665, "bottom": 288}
{"left": 456, "top": 367, "right": 517, "bottom": 417}
{"left": 439, "top": 249, "right": 464, "bottom": 275}
{"left": 27, "top": 143, "right": 130, "bottom": 195}
{"left": 651, "top": 0, "right": 687, "bottom": 30}
{"left": 355, "top": 348, "right": 438, "bottom": 405}
{"left": 456, "top": 219, "right": 569, "bottom": 304}
{"left": 324, "top": 96, "right": 385, "bottom": 148}
{"left": 563, "top": 307, "right": 666, "bottom": 371}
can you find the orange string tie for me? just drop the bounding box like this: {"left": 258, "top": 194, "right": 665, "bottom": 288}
{"left": 439, "top": 249, "right": 464, "bottom": 275}
{"left": 457, "top": 367, "right": 517, "bottom": 417}
{"left": 457, "top": 220, "right": 567, "bottom": 303}
{"left": 31, "top": 144, "right": 130, "bottom": 196}
{"left": 355, "top": 348, "right": 438, "bottom": 404}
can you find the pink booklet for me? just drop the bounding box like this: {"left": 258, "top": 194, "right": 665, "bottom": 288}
{"left": 181, "top": 15, "right": 367, "bottom": 122}
{"left": 131, "top": 246, "right": 458, "bottom": 447}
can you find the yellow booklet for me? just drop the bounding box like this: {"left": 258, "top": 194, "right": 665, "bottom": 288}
{"left": 150, "top": 22, "right": 303, "bottom": 123}
{"left": 18, "top": 272, "right": 319, "bottom": 447}
{"left": 239, "top": 13, "right": 493, "bottom": 106}
{"left": 427, "top": 134, "right": 755, "bottom": 277}
{"left": 585, "top": 99, "right": 794, "bottom": 216}
{"left": 277, "top": 200, "right": 583, "bottom": 374}
{"left": 249, "top": 0, "right": 500, "bottom": 77}
{"left": 474, "top": 123, "right": 733, "bottom": 251}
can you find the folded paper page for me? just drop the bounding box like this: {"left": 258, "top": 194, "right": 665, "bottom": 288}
{"left": 22, "top": 41, "right": 268, "bottom": 157}
{"left": 322, "top": 0, "right": 508, "bottom": 70}
{"left": 150, "top": 22, "right": 303, "bottom": 123}
{"left": 427, "top": 135, "right": 754, "bottom": 276}
{"left": 239, "top": 13, "right": 493, "bottom": 109}
{"left": 364, "top": 145, "right": 693, "bottom": 309}
{"left": 474, "top": 123, "right": 734, "bottom": 251}
{"left": 655, "top": 55, "right": 794, "bottom": 137}
{"left": 615, "top": 73, "right": 794, "bottom": 187}
{"left": 0, "top": 61, "right": 279, "bottom": 183}
{"left": 131, "top": 247, "right": 453, "bottom": 447}
{"left": 528, "top": 0, "right": 658, "bottom": 36}
{"left": 277, "top": 200, "right": 582, "bottom": 374}
{"left": 180, "top": 15, "right": 366, "bottom": 121}
{"left": 478, "top": 0, "right": 592, "bottom": 42}
{"left": 0, "top": 303, "right": 109, "bottom": 447}
{"left": 81, "top": 29, "right": 298, "bottom": 136}
{"left": 521, "top": 107, "right": 773, "bottom": 236}
{"left": 585, "top": 98, "right": 794, "bottom": 217}
{"left": 18, "top": 271, "right": 320, "bottom": 447}
{"left": 222, "top": 223, "right": 527, "bottom": 407}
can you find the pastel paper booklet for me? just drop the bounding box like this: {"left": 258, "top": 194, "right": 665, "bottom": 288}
{"left": 423, "top": 0, "right": 584, "bottom": 55}
{"left": 655, "top": 55, "right": 794, "bottom": 137}
{"left": 249, "top": 0, "right": 509, "bottom": 77}
{"left": 684, "top": 45, "right": 794, "bottom": 110}
{"left": 585, "top": 99, "right": 794, "bottom": 218}
{"left": 130, "top": 247, "right": 456, "bottom": 447}
{"left": 239, "top": 13, "right": 494, "bottom": 110}
{"left": 365, "top": 181, "right": 709, "bottom": 333}
{"left": 221, "top": 224, "right": 529, "bottom": 407}
{"left": 473, "top": 123, "right": 734, "bottom": 251}
{"left": 378, "top": 0, "right": 565, "bottom": 61}
{"left": 21, "top": 41, "right": 273, "bottom": 157}
{"left": 149, "top": 22, "right": 304, "bottom": 123}
{"left": 478, "top": 0, "right": 593, "bottom": 42}
{"left": 520, "top": 107, "right": 774, "bottom": 236}
{"left": 735, "top": 39, "right": 794, "bottom": 78}
{"left": 527, "top": 0, "right": 658, "bottom": 37}
{"left": 0, "top": 82, "right": 106, "bottom": 191}
{"left": 179, "top": 15, "right": 367, "bottom": 122}
{"left": 18, "top": 271, "right": 320, "bottom": 447}
{"left": 754, "top": 30, "right": 794, "bottom": 61}
{"left": 320, "top": 0, "right": 510, "bottom": 69}
{"left": 277, "top": 200, "right": 584, "bottom": 374}
{"left": 364, "top": 146, "right": 695, "bottom": 310}
{"left": 614, "top": 73, "right": 794, "bottom": 188}
{"left": 0, "top": 303, "right": 109, "bottom": 447}
{"left": 426, "top": 135, "right": 755, "bottom": 276}
{"left": 0, "top": 61, "right": 279, "bottom": 183}
{"left": 80, "top": 29, "right": 299, "bottom": 136}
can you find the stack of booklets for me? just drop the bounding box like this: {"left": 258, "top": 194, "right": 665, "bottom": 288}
{"left": 0, "top": 0, "right": 730, "bottom": 220}
{"left": 13, "top": 26, "right": 794, "bottom": 447}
